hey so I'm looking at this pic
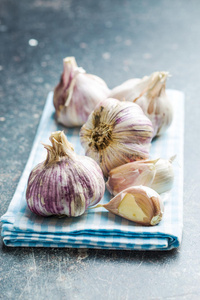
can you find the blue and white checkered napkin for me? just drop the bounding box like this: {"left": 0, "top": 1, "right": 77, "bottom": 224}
{"left": 1, "top": 90, "right": 184, "bottom": 250}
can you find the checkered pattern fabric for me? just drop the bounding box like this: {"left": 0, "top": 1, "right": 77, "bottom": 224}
{"left": 1, "top": 90, "right": 184, "bottom": 250}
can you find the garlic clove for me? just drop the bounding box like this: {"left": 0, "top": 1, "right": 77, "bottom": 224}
{"left": 53, "top": 57, "right": 110, "bottom": 127}
{"left": 106, "top": 159, "right": 158, "bottom": 195}
{"left": 109, "top": 71, "right": 173, "bottom": 137}
{"left": 98, "top": 186, "right": 164, "bottom": 226}
{"left": 26, "top": 131, "right": 105, "bottom": 217}
{"left": 80, "top": 98, "right": 153, "bottom": 177}
{"left": 109, "top": 78, "right": 141, "bottom": 101}
{"left": 151, "top": 155, "right": 175, "bottom": 194}
{"left": 106, "top": 156, "right": 175, "bottom": 195}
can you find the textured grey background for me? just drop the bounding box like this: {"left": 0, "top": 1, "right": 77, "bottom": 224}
{"left": 0, "top": 0, "right": 199, "bottom": 299}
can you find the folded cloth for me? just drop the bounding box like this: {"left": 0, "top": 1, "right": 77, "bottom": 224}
{"left": 1, "top": 90, "right": 184, "bottom": 250}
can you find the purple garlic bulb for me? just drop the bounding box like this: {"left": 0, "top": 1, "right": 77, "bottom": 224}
{"left": 109, "top": 71, "right": 173, "bottom": 137}
{"left": 53, "top": 56, "right": 110, "bottom": 127}
{"left": 80, "top": 98, "right": 153, "bottom": 177}
{"left": 26, "top": 131, "right": 105, "bottom": 217}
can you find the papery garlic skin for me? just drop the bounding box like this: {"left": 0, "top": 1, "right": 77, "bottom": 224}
{"left": 100, "top": 186, "right": 164, "bottom": 226}
{"left": 53, "top": 57, "right": 110, "bottom": 127}
{"left": 109, "top": 71, "right": 173, "bottom": 137}
{"left": 106, "top": 157, "right": 175, "bottom": 195}
{"left": 26, "top": 131, "right": 105, "bottom": 217}
{"left": 151, "top": 156, "right": 175, "bottom": 194}
{"left": 80, "top": 98, "right": 153, "bottom": 177}
{"left": 106, "top": 159, "right": 157, "bottom": 195}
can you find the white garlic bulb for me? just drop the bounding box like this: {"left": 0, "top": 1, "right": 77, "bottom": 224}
{"left": 106, "top": 156, "right": 175, "bottom": 195}
{"left": 109, "top": 71, "right": 173, "bottom": 137}
{"left": 80, "top": 98, "right": 153, "bottom": 177}
{"left": 53, "top": 56, "right": 110, "bottom": 127}
{"left": 26, "top": 131, "right": 105, "bottom": 217}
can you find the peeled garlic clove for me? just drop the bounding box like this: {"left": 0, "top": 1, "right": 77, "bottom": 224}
{"left": 106, "top": 159, "right": 158, "bottom": 195}
{"left": 80, "top": 98, "right": 153, "bottom": 177}
{"left": 99, "top": 186, "right": 164, "bottom": 226}
{"left": 26, "top": 131, "right": 105, "bottom": 217}
{"left": 151, "top": 155, "right": 175, "bottom": 194}
{"left": 53, "top": 56, "right": 110, "bottom": 127}
{"left": 109, "top": 71, "right": 173, "bottom": 137}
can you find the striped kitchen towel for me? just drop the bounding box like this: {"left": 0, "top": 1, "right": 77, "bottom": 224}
{"left": 1, "top": 90, "right": 184, "bottom": 250}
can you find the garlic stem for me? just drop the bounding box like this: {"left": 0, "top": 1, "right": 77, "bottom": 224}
{"left": 64, "top": 67, "right": 86, "bottom": 107}
{"left": 169, "top": 155, "right": 176, "bottom": 164}
{"left": 43, "top": 131, "right": 75, "bottom": 165}
{"left": 89, "top": 204, "right": 103, "bottom": 210}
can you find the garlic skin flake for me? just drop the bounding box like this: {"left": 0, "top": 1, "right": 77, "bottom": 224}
{"left": 53, "top": 56, "right": 110, "bottom": 127}
{"left": 109, "top": 71, "right": 173, "bottom": 137}
{"left": 96, "top": 186, "right": 164, "bottom": 226}
{"left": 26, "top": 131, "right": 105, "bottom": 217}
{"left": 80, "top": 98, "right": 153, "bottom": 177}
{"left": 106, "top": 156, "right": 175, "bottom": 195}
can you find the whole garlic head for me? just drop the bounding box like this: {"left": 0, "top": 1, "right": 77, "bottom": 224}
{"left": 26, "top": 131, "right": 105, "bottom": 217}
{"left": 109, "top": 71, "right": 173, "bottom": 137}
{"left": 53, "top": 57, "right": 110, "bottom": 127}
{"left": 80, "top": 98, "right": 153, "bottom": 177}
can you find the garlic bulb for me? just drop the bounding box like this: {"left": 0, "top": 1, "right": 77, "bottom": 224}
{"left": 80, "top": 98, "right": 153, "bottom": 177}
{"left": 26, "top": 131, "right": 105, "bottom": 217}
{"left": 53, "top": 56, "right": 110, "bottom": 127}
{"left": 109, "top": 71, "right": 173, "bottom": 137}
{"left": 95, "top": 186, "right": 164, "bottom": 226}
{"left": 106, "top": 156, "right": 175, "bottom": 195}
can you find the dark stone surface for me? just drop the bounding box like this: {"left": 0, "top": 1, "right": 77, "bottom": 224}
{"left": 0, "top": 0, "right": 199, "bottom": 299}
